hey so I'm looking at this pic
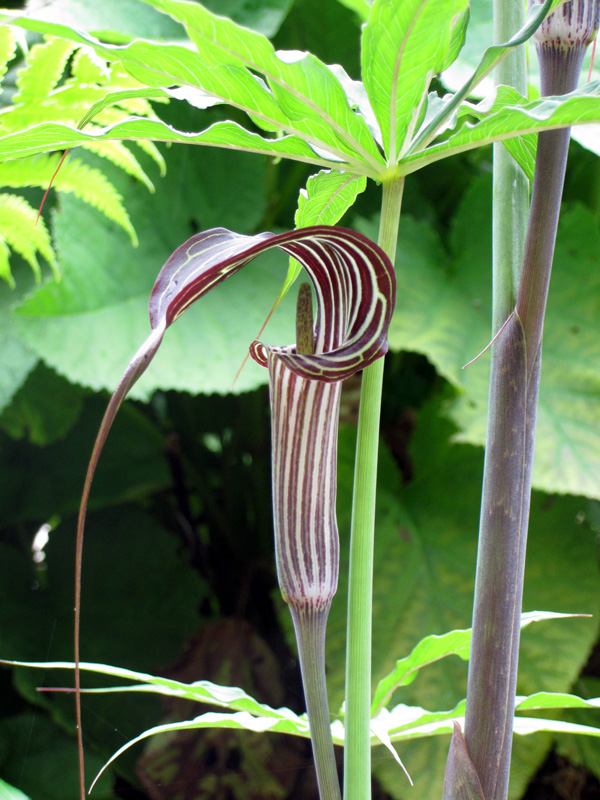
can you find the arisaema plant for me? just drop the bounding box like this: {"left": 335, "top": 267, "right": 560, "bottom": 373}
{"left": 0, "top": 0, "right": 600, "bottom": 799}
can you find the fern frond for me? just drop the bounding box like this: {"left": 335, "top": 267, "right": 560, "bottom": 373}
{"left": 14, "top": 37, "right": 77, "bottom": 105}
{"left": 0, "top": 231, "right": 13, "bottom": 286}
{"left": 0, "top": 31, "right": 172, "bottom": 283}
{"left": 0, "top": 153, "right": 137, "bottom": 245}
{"left": 71, "top": 47, "right": 110, "bottom": 85}
{"left": 56, "top": 157, "right": 138, "bottom": 245}
{"left": 0, "top": 26, "right": 17, "bottom": 84}
{"left": 132, "top": 139, "right": 166, "bottom": 176}
{"left": 80, "top": 140, "right": 155, "bottom": 192}
{"left": 0, "top": 193, "right": 57, "bottom": 283}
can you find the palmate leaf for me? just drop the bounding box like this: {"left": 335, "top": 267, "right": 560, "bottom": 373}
{"left": 401, "top": 81, "right": 600, "bottom": 176}
{"left": 1, "top": 0, "right": 598, "bottom": 186}
{"left": 135, "top": 0, "right": 384, "bottom": 172}
{"left": 5, "top": 624, "right": 600, "bottom": 791}
{"left": 0, "top": 8, "right": 383, "bottom": 175}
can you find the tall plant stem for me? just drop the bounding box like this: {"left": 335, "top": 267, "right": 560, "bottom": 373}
{"left": 343, "top": 176, "right": 404, "bottom": 800}
{"left": 461, "top": 5, "right": 594, "bottom": 799}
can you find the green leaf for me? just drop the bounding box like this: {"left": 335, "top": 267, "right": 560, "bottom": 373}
{"left": 140, "top": 0, "right": 383, "bottom": 168}
{"left": 1, "top": 4, "right": 384, "bottom": 173}
{"left": 401, "top": 82, "right": 600, "bottom": 177}
{"left": 0, "top": 659, "right": 311, "bottom": 723}
{"left": 0, "top": 279, "right": 38, "bottom": 413}
{"left": 0, "top": 362, "right": 84, "bottom": 445}
{"left": 295, "top": 170, "right": 367, "bottom": 228}
{"left": 407, "top": 0, "right": 562, "bottom": 155}
{"left": 361, "top": 0, "right": 469, "bottom": 163}
{"left": 14, "top": 0, "right": 186, "bottom": 43}
{"left": 199, "top": 0, "right": 295, "bottom": 37}
{"left": 555, "top": 677, "right": 600, "bottom": 778}
{"left": 371, "top": 612, "right": 584, "bottom": 716}
{"left": 0, "top": 396, "right": 170, "bottom": 524}
{"left": 332, "top": 0, "right": 373, "bottom": 21}
{"left": 282, "top": 169, "right": 366, "bottom": 296}
{"left": 0, "top": 117, "right": 356, "bottom": 172}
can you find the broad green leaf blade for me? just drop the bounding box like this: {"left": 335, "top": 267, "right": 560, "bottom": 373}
{"left": 334, "top": 0, "right": 372, "bottom": 21}
{"left": 10, "top": 0, "right": 187, "bottom": 43}
{"left": 282, "top": 170, "right": 367, "bottom": 297}
{"left": 138, "top": 0, "right": 384, "bottom": 171}
{"left": 0, "top": 282, "right": 38, "bottom": 412}
{"left": 445, "top": 192, "right": 600, "bottom": 499}
{"left": 361, "top": 0, "right": 469, "bottom": 163}
{"left": 370, "top": 611, "right": 582, "bottom": 715}
{"left": 0, "top": 117, "right": 357, "bottom": 172}
{"left": 401, "top": 82, "right": 600, "bottom": 177}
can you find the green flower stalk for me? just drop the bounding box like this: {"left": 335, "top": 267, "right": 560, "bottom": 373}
{"left": 73, "top": 225, "right": 395, "bottom": 800}
{"left": 448, "top": 3, "right": 599, "bottom": 800}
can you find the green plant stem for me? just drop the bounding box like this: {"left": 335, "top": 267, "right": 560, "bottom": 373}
{"left": 492, "top": 0, "right": 528, "bottom": 329}
{"left": 291, "top": 606, "right": 342, "bottom": 800}
{"left": 343, "top": 176, "right": 404, "bottom": 800}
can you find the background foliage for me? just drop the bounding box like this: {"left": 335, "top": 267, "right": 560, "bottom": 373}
{"left": 0, "top": 0, "right": 599, "bottom": 798}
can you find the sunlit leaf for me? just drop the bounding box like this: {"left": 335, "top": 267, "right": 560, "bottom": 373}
{"left": 361, "top": 0, "right": 469, "bottom": 162}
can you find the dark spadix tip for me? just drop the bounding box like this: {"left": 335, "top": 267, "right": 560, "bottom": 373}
{"left": 296, "top": 282, "right": 315, "bottom": 356}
